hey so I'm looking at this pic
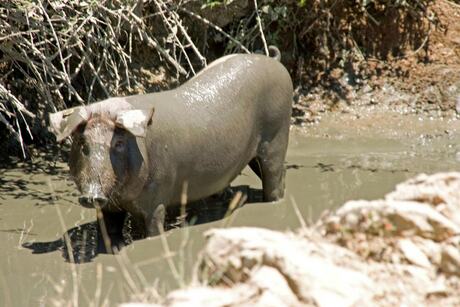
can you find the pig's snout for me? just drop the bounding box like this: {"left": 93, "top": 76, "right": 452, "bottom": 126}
{"left": 78, "top": 194, "right": 109, "bottom": 208}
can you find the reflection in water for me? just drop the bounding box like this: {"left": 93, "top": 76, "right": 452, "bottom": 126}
{"left": 289, "top": 162, "right": 411, "bottom": 174}
{"left": 314, "top": 163, "right": 335, "bottom": 172}
{"left": 23, "top": 185, "right": 263, "bottom": 263}
{"left": 285, "top": 164, "right": 306, "bottom": 170}
{"left": 347, "top": 164, "right": 410, "bottom": 173}
{"left": 312, "top": 162, "right": 411, "bottom": 174}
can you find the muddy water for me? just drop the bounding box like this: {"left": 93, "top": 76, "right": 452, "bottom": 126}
{"left": 1, "top": 111, "right": 459, "bottom": 306}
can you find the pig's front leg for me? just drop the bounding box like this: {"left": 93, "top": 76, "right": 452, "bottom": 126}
{"left": 129, "top": 203, "right": 166, "bottom": 237}
{"left": 130, "top": 182, "right": 173, "bottom": 237}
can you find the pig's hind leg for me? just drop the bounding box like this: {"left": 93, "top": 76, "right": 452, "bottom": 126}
{"left": 250, "top": 128, "right": 289, "bottom": 202}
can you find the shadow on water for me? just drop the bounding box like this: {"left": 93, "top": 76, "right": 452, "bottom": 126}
{"left": 22, "top": 185, "right": 264, "bottom": 263}
{"left": 19, "top": 160, "right": 411, "bottom": 263}
{"left": 0, "top": 150, "right": 72, "bottom": 205}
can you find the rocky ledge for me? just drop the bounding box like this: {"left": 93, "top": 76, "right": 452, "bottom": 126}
{"left": 125, "top": 172, "right": 460, "bottom": 306}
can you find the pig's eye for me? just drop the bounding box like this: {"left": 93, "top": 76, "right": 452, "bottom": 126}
{"left": 81, "top": 143, "right": 90, "bottom": 156}
{"left": 113, "top": 139, "right": 126, "bottom": 153}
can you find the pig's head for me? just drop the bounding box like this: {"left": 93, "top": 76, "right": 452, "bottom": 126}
{"left": 49, "top": 104, "right": 154, "bottom": 210}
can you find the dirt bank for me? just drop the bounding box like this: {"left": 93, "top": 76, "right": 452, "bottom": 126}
{"left": 292, "top": 0, "right": 460, "bottom": 124}
{"left": 124, "top": 172, "right": 460, "bottom": 306}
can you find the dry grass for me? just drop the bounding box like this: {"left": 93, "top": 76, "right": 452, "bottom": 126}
{"left": 0, "top": 0, "right": 208, "bottom": 156}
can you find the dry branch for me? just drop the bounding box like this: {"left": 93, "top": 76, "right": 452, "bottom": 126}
{"left": 0, "top": 0, "right": 204, "bottom": 153}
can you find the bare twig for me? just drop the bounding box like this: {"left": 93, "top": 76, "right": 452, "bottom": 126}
{"left": 158, "top": 222, "right": 185, "bottom": 288}
{"left": 152, "top": 0, "right": 196, "bottom": 75}
{"left": 38, "top": 1, "right": 73, "bottom": 101}
{"left": 179, "top": 7, "right": 251, "bottom": 54}
{"left": 100, "top": 3, "right": 187, "bottom": 75}
{"left": 0, "top": 83, "right": 35, "bottom": 118}
{"left": 253, "top": 0, "right": 268, "bottom": 56}
{"left": 290, "top": 196, "right": 308, "bottom": 228}
{"left": 165, "top": 3, "right": 207, "bottom": 67}
{"left": 442, "top": 0, "right": 460, "bottom": 8}
{"left": 54, "top": 198, "right": 79, "bottom": 307}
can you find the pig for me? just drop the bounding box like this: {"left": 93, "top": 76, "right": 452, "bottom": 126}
{"left": 49, "top": 47, "right": 293, "bottom": 237}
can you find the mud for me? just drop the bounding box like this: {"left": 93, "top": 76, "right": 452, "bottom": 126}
{"left": 0, "top": 108, "right": 459, "bottom": 305}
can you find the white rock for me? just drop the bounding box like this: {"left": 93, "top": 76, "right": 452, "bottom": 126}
{"left": 201, "top": 227, "right": 375, "bottom": 307}
{"left": 248, "top": 266, "right": 303, "bottom": 307}
{"left": 333, "top": 200, "right": 460, "bottom": 241}
{"left": 440, "top": 245, "right": 460, "bottom": 276}
{"left": 398, "top": 239, "right": 432, "bottom": 268}
{"left": 387, "top": 172, "right": 460, "bottom": 226}
{"left": 165, "top": 285, "right": 259, "bottom": 307}
{"left": 412, "top": 237, "right": 442, "bottom": 266}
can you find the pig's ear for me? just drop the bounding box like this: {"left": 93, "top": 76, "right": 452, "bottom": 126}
{"left": 115, "top": 108, "right": 155, "bottom": 138}
{"left": 49, "top": 107, "right": 90, "bottom": 142}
